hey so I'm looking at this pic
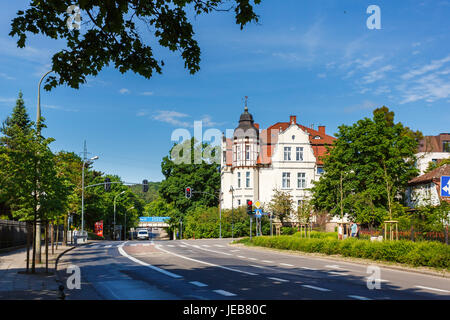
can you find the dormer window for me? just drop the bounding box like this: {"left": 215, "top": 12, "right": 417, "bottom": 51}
{"left": 314, "top": 135, "right": 321, "bottom": 139}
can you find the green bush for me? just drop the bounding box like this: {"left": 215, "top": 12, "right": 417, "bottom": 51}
{"left": 236, "top": 236, "right": 450, "bottom": 270}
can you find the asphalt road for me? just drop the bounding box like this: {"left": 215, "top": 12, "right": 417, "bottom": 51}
{"left": 58, "top": 237, "right": 450, "bottom": 300}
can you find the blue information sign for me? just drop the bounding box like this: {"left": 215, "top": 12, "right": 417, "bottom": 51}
{"left": 441, "top": 176, "right": 450, "bottom": 197}
{"left": 139, "top": 217, "right": 170, "bottom": 222}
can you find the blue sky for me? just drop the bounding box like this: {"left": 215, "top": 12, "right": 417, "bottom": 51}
{"left": 0, "top": 0, "right": 449, "bottom": 182}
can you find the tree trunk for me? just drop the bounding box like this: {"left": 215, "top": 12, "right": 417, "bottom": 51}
{"left": 51, "top": 223, "right": 54, "bottom": 255}
{"left": 45, "top": 222, "right": 48, "bottom": 273}
{"left": 26, "top": 222, "right": 31, "bottom": 273}
{"left": 35, "top": 220, "right": 41, "bottom": 264}
{"left": 56, "top": 224, "right": 59, "bottom": 250}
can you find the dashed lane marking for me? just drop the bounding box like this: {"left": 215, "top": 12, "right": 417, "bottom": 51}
{"left": 280, "top": 263, "right": 294, "bottom": 267}
{"left": 348, "top": 295, "right": 372, "bottom": 300}
{"left": 262, "top": 260, "right": 274, "bottom": 264}
{"left": 118, "top": 242, "right": 183, "bottom": 279}
{"left": 268, "top": 277, "right": 289, "bottom": 283}
{"left": 156, "top": 245, "right": 258, "bottom": 276}
{"left": 213, "top": 290, "right": 237, "bottom": 297}
{"left": 190, "top": 281, "right": 208, "bottom": 287}
{"left": 302, "top": 285, "right": 331, "bottom": 292}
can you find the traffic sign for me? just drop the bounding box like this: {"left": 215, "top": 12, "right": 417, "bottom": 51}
{"left": 255, "top": 200, "right": 261, "bottom": 209}
{"left": 441, "top": 176, "right": 450, "bottom": 197}
{"left": 255, "top": 209, "right": 262, "bottom": 218}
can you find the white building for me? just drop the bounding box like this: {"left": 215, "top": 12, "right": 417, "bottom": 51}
{"left": 406, "top": 164, "right": 450, "bottom": 208}
{"left": 220, "top": 107, "right": 336, "bottom": 219}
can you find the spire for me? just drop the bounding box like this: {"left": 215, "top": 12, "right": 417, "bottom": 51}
{"left": 244, "top": 96, "right": 248, "bottom": 112}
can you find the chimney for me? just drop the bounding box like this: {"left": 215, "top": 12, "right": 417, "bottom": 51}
{"left": 254, "top": 123, "right": 260, "bottom": 130}
{"left": 290, "top": 115, "right": 297, "bottom": 124}
{"left": 318, "top": 126, "right": 325, "bottom": 134}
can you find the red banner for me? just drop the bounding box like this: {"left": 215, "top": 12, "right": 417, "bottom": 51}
{"left": 95, "top": 220, "right": 103, "bottom": 237}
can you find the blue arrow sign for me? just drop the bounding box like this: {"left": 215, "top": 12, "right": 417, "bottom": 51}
{"left": 441, "top": 176, "right": 450, "bottom": 197}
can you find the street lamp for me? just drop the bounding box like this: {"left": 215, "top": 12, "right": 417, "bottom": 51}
{"left": 229, "top": 186, "right": 235, "bottom": 240}
{"left": 113, "top": 191, "right": 126, "bottom": 240}
{"left": 125, "top": 206, "right": 134, "bottom": 240}
{"left": 81, "top": 155, "right": 99, "bottom": 239}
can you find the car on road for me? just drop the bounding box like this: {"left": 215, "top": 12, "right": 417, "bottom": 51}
{"left": 137, "top": 229, "right": 149, "bottom": 240}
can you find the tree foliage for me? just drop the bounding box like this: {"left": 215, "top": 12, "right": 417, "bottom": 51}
{"left": 10, "top": 0, "right": 261, "bottom": 90}
{"left": 311, "top": 106, "right": 420, "bottom": 227}
{"left": 267, "top": 188, "right": 294, "bottom": 224}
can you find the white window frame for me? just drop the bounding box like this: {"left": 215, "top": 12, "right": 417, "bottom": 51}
{"left": 246, "top": 171, "right": 250, "bottom": 188}
{"left": 245, "top": 145, "right": 250, "bottom": 161}
{"left": 237, "top": 172, "right": 241, "bottom": 188}
{"left": 296, "top": 147, "right": 303, "bottom": 161}
{"left": 284, "top": 147, "right": 291, "bottom": 161}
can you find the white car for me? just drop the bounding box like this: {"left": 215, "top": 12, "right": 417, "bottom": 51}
{"left": 137, "top": 229, "right": 149, "bottom": 240}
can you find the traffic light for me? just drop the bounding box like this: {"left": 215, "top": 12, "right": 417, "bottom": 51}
{"left": 185, "top": 187, "right": 192, "bottom": 199}
{"left": 142, "top": 179, "right": 149, "bottom": 192}
{"left": 246, "top": 200, "right": 253, "bottom": 215}
{"left": 104, "top": 178, "right": 111, "bottom": 192}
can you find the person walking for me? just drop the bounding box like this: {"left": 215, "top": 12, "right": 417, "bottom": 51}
{"left": 351, "top": 222, "right": 358, "bottom": 238}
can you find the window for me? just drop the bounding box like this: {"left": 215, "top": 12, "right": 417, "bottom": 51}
{"left": 245, "top": 145, "right": 250, "bottom": 160}
{"left": 297, "top": 172, "right": 306, "bottom": 189}
{"left": 246, "top": 172, "right": 250, "bottom": 188}
{"left": 237, "top": 199, "right": 241, "bottom": 206}
{"left": 296, "top": 147, "right": 303, "bottom": 161}
{"left": 223, "top": 151, "right": 226, "bottom": 163}
{"left": 237, "top": 172, "right": 241, "bottom": 188}
{"left": 284, "top": 147, "right": 291, "bottom": 161}
{"left": 237, "top": 146, "right": 241, "bottom": 161}
{"left": 317, "top": 167, "right": 324, "bottom": 175}
{"left": 282, "top": 172, "right": 290, "bottom": 188}
{"left": 314, "top": 135, "right": 321, "bottom": 139}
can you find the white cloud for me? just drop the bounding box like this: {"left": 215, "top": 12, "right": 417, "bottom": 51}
{"left": 151, "top": 110, "right": 219, "bottom": 128}
{"left": 141, "top": 91, "right": 154, "bottom": 96}
{"left": 0, "top": 97, "right": 16, "bottom": 106}
{"left": 119, "top": 88, "right": 130, "bottom": 94}
{"left": 344, "top": 100, "right": 378, "bottom": 113}
{"left": 317, "top": 73, "right": 326, "bottom": 78}
{"left": 360, "top": 65, "right": 393, "bottom": 84}
{"left": 44, "top": 104, "right": 79, "bottom": 112}
{"left": 0, "top": 72, "right": 15, "bottom": 80}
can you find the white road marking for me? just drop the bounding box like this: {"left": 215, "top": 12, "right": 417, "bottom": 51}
{"left": 365, "top": 277, "right": 389, "bottom": 283}
{"left": 268, "top": 277, "right": 289, "bottom": 283}
{"left": 167, "top": 245, "right": 175, "bottom": 247}
{"left": 130, "top": 244, "right": 137, "bottom": 246}
{"left": 118, "top": 243, "right": 183, "bottom": 279}
{"left": 230, "top": 249, "right": 240, "bottom": 252}
{"left": 415, "top": 285, "right": 450, "bottom": 293}
{"left": 90, "top": 245, "right": 99, "bottom": 249}
{"left": 178, "top": 245, "right": 187, "bottom": 248}
{"left": 325, "top": 264, "right": 341, "bottom": 269}
{"left": 156, "top": 245, "right": 257, "bottom": 276}
{"left": 248, "top": 257, "right": 258, "bottom": 261}
{"left": 214, "top": 245, "right": 225, "bottom": 247}
{"left": 182, "top": 242, "right": 232, "bottom": 256}
{"left": 348, "top": 295, "right": 372, "bottom": 300}
{"left": 280, "top": 263, "right": 294, "bottom": 267}
{"left": 105, "top": 245, "right": 112, "bottom": 248}
{"left": 213, "top": 290, "right": 236, "bottom": 297}
{"left": 302, "top": 285, "right": 331, "bottom": 292}
{"left": 262, "top": 260, "right": 274, "bottom": 263}
{"left": 142, "top": 243, "right": 150, "bottom": 246}
{"left": 328, "top": 271, "right": 348, "bottom": 276}
{"left": 237, "top": 256, "right": 246, "bottom": 259}
{"left": 249, "top": 264, "right": 270, "bottom": 269}
{"left": 201, "top": 245, "right": 211, "bottom": 247}
{"left": 189, "top": 281, "right": 208, "bottom": 287}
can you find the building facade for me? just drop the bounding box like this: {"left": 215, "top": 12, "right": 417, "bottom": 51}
{"left": 415, "top": 133, "right": 450, "bottom": 174}
{"left": 220, "top": 107, "right": 336, "bottom": 218}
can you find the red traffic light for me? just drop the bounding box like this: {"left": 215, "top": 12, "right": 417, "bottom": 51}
{"left": 187, "top": 188, "right": 190, "bottom": 192}
{"left": 247, "top": 200, "right": 252, "bottom": 206}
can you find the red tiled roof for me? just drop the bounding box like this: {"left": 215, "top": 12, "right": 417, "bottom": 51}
{"left": 418, "top": 133, "right": 450, "bottom": 152}
{"left": 408, "top": 164, "right": 450, "bottom": 185}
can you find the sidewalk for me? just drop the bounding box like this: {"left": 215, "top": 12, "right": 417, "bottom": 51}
{"left": 0, "top": 243, "right": 74, "bottom": 300}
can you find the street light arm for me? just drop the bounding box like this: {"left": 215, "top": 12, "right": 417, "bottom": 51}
{"left": 37, "top": 70, "right": 53, "bottom": 124}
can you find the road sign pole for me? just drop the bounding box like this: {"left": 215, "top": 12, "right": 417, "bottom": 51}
{"left": 250, "top": 217, "right": 252, "bottom": 241}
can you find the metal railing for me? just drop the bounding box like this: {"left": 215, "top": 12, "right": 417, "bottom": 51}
{"left": 0, "top": 219, "right": 30, "bottom": 249}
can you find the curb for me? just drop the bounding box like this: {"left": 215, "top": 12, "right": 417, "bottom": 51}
{"left": 54, "top": 242, "right": 96, "bottom": 299}
{"left": 229, "top": 242, "right": 450, "bottom": 279}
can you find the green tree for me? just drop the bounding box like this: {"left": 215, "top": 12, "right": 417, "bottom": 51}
{"left": 311, "top": 106, "right": 420, "bottom": 227}
{"left": 10, "top": 1, "right": 261, "bottom": 90}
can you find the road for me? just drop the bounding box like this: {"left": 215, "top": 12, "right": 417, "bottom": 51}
{"left": 58, "top": 237, "right": 450, "bottom": 300}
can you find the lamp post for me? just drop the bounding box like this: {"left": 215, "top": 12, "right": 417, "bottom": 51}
{"left": 125, "top": 206, "right": 134, "bottom": 240}
{"left": 113, "top": 191, "right": 126, "bottom": 240}
{"left": 81, "top": 155, "right": 99, "bottom": 240}
{"left": 229, "top": 186, "right": 234, "bottom": 240}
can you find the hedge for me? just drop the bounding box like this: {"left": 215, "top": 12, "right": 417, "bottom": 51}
{"left": 236, "top": 236, "right": 450, "bottom": 270}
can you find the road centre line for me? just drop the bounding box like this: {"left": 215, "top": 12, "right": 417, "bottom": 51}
{"left": 262, "top": 260, "right": 274, "bottom": 263}
{"left": 156, "top": 245, "right": 258, "bottom": 276}
{"left": 181, "top": 242, "right": 233, "bottom": 256}
{"left": 118, "top": 242, "right": 183, "bottom": 279}
{"left": 280, "top": 263, "right": 294, "bottom": 267}
{"left": 415, "top": 285, "right": 450, "bottom": 293}
{"left": 348, "top": 295, "right": 372, "bottom": 300}
{"left": 302, "top": 285, "right": 331, "bottom": 292}
{"left": 190, "top": 281, "right": 208, "bottom": 287}
{"left": 213, "top": 289, "right": 236, "bottom": 297}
